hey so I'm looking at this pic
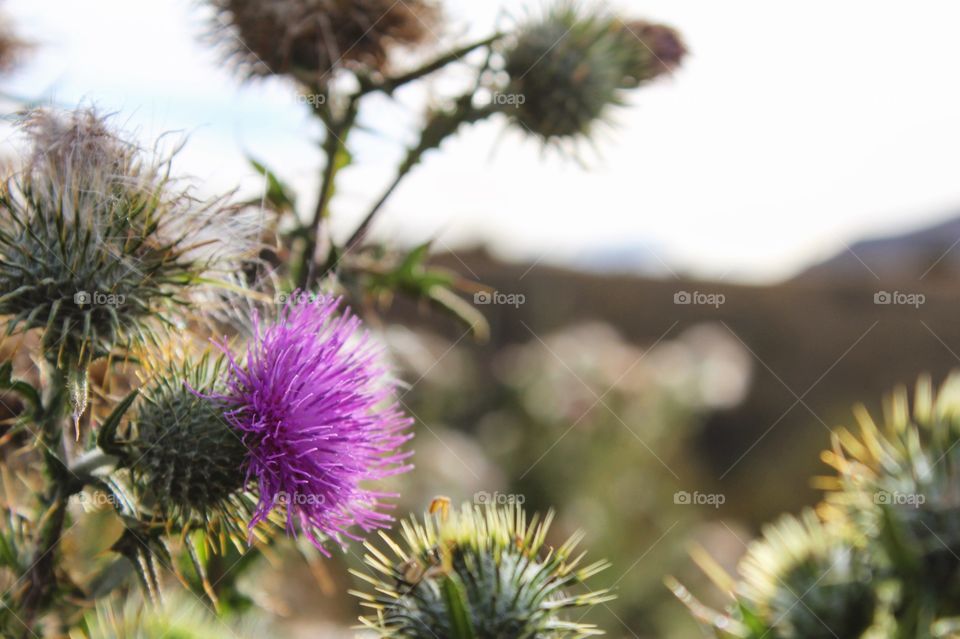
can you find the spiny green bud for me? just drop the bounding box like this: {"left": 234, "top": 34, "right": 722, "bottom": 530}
{"left": 123, "top": 355, "right": 248, "bottom": 524}
{"left": 352, "top": 499, "right": 613, "bottom": 638}
{"left": 502, "top": 4, "right": 629, "bottom": 142}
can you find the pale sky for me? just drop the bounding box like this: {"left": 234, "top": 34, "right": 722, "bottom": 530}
{"left": 5, "top": 0, "right": 960, "bottom": 282}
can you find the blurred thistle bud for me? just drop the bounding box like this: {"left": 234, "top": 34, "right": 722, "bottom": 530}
{"left": 208, "top": 0, "right": 439, "bottom": 85}
{"left": 77, "top": 593, "right": 263, "bottom": 639}
{"left": 672, "top": 510, "right": 875, "bottom": 639}
{"left": 0, "top": 109, "right": 250, "bottom": 371}
{"left": 615, "top": 20, "right": 687, "bottom": 88}
{"left": 738, "top": 511, "right": 876, "bottom": 639}
{"left": 500, "top": 4, "right": 684, "bottom": 144}
{"left": 823, "top": 373, "right": 960, "bottom": 603}
{"left": 501, "top": 4, "right": 628, "bottom": 142}
{"left": 351, "top": 500, "right": 613, "bottom": 637}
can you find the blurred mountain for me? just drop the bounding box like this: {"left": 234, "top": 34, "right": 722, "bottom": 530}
{"left": 796, "top": 213, "right": 960, "bottom": 283}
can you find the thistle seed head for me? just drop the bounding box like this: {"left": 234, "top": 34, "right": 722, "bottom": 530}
{"left": 0, "top": 109, "right": 249, "bottom": 369}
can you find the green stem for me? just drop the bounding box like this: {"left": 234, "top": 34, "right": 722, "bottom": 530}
{"left": 298, "top": 95, "right": 361, "bottom": 289}
{"left": 344, "top": 98, "right": 495, "bottom": 252}
{"left": 361, "top": 34, "right": 504, "bottom": 97}
{"left": 19, "top": 363, "right": 75, "bottom": 631}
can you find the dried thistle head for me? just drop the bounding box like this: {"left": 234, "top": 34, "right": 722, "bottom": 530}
{"left": 352, "top": 500, "right": 613, "bottom": 638}
{"left": 208, "top": 0, "right": 439, "bottom": 84}
{"left": 0, "top": 109, "right": 250, "bottom": 371}
{"left": 0, "top": 4, "right": 26, "bottom": 75}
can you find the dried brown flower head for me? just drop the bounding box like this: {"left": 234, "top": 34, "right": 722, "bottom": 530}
{"left": 208, "top": 0, "right": 439, "bottom": 84}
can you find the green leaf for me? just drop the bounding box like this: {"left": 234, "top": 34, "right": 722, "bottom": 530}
{"left": 97, "top": 389, "right": 139, "bottom": 457}
{"left": 441, "top": 574, "right": 476, "bottom": 639}
{"left": 248, "top": 157, "right": 297, "bottom": 213}
{"left": 87, "top": 557, "right": 134, "bottom": 598}
{"left": 0, "top": 360, "right": 41, "bottom": 415}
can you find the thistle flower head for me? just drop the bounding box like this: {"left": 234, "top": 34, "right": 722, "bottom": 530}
{"left": 208, "top": 0, "right": 438, "bottom": 84}
{"left": 0, "top": 109, "right": 248, "bottom": 370}
{"left": 214, "top": 294, "right": 414, "bottom": 553}
{"left": 822, "top": 373, "right": 960, "bottom": 595}
{"left": 352, "top": 500, "right": 613, "bottom": 638}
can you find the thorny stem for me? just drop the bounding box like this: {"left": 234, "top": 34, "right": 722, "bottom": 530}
{"left": 297, "top": 34, "right": 505, "bottom": 286}
{"left": 19, "top": 363, "right": 80, "bottom": 633}
{"left": 299, "top": 93, "right": 361, "bottom": 289}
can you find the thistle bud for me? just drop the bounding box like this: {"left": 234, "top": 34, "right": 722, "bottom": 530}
{"left": 501, "top": 4, "right": 629, "bottom": 142}
{"left": 616, "top": 20, "right": 687, "bottom": 87}
{"left": 738, "top": 511, "right": 876, "bottom": 639}
{"left": 825, "top": 373, "right": 960, "bottom": 601}
{"left": 123, "top": 356, "right": 250, "bottom": 528}
{"left": 352, "top": 501, "right": 613, "bottom": 637}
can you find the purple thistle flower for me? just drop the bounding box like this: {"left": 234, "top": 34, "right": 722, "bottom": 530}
{"left": 215, "top": 294, "right": 413, "bottom": 554}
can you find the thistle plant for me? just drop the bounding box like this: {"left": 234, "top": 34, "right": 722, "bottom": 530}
{"left": 0, "top": 0, "right": 688, "bottom": 634}
{"left": 672, "top": 373, "right": 960, "bottom": 639}
{"left": 352, "top": 500, "right": 613, "bottom": 638}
